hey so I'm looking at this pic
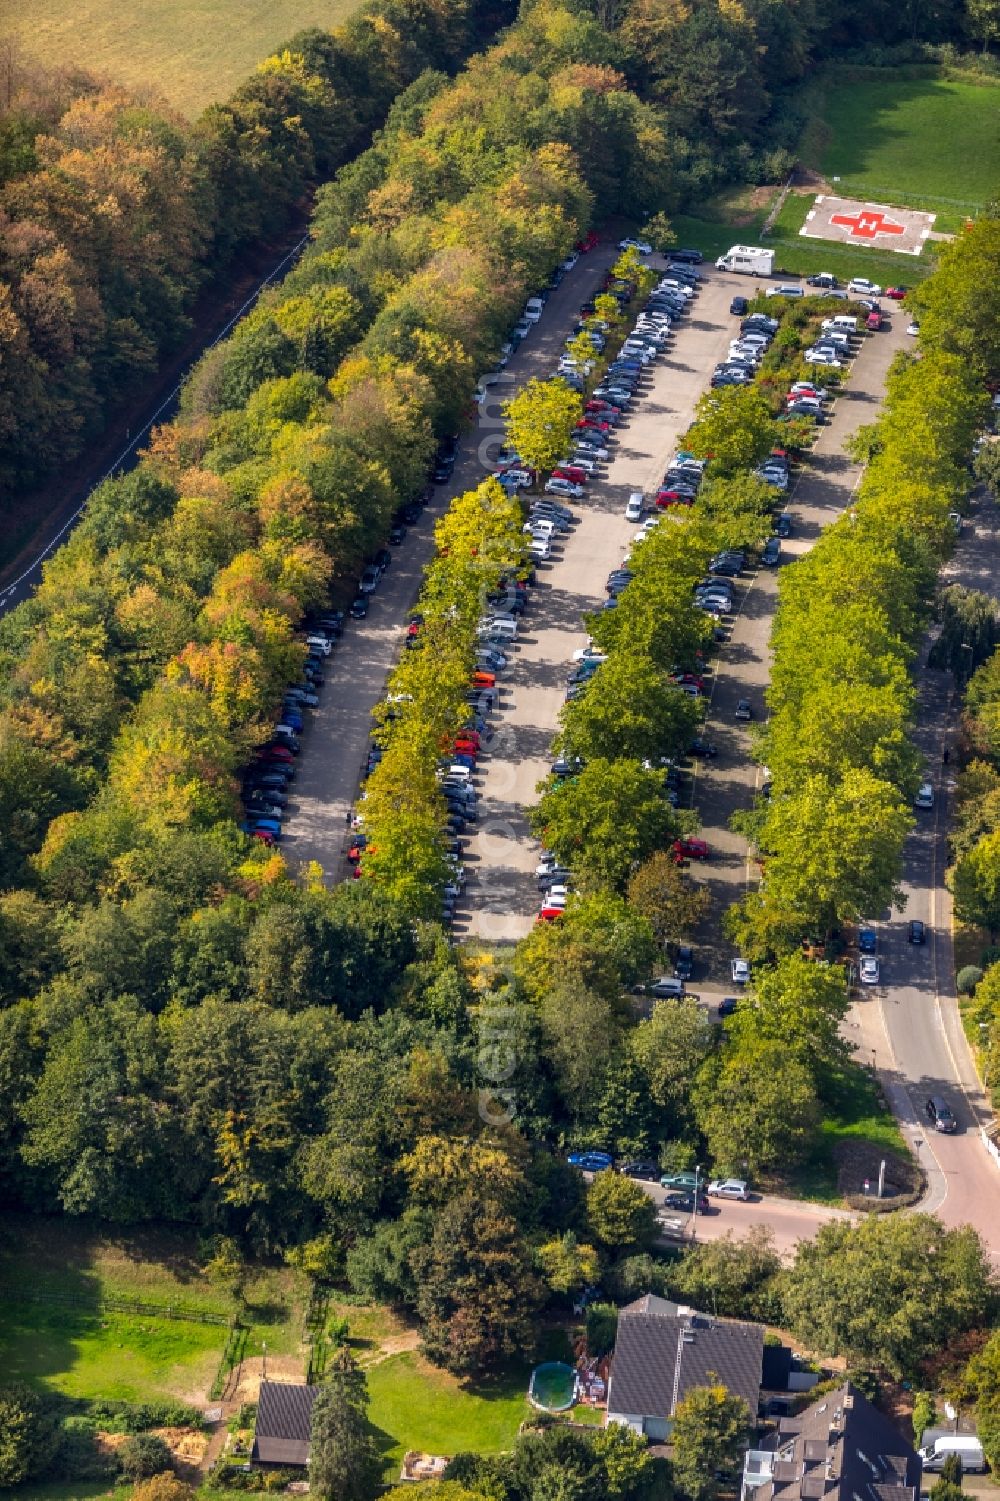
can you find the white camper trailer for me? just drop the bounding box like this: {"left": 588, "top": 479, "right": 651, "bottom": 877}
{"left": 715, "top": 245, "right": 774, "bottom": 276}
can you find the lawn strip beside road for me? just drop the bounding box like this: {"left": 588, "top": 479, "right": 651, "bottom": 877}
{"left": 279, "top": 245, "right": 618, "bottom": 878}
{"left": 457, "top": 264, "right": 740, "bottom": 941}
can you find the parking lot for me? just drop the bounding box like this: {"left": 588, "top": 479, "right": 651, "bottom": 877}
{"left": 454, "top": 266, "right": 741, "bottom": 940}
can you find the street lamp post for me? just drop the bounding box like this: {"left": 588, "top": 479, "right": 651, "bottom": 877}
{"left": 690, "top": 1164, "right": 701, "bottom": 1240}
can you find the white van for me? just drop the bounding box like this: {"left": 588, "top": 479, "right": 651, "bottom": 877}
{"left": 626, "top": 492, "right": 645, "bottom": 521}
{"left": 715, "top": 245, "right": 774, "bottom": 276}
{"left": 919, "top": 1436, "right": 986, "bottom": 1472}
{"left": 915, "top": 781, "right": 934, "bottom": 810}
{"left": 822, "top": 315, "right": 859, "bottom": 333}
{"left": 524, "top": 297, "right": 545, "bottom": 322}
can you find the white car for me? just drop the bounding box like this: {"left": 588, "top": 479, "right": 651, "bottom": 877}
{"left": 848, "top": 277, "right": 881, "bottom": 296}
{"left": 561, "top": 252, "right": 579, "bottom": 272}
{"left": 529, "top": 538, "right": 551, "bottom": 561}
{"left": 618, "top": 237, "right": 653, "bottom": 254}
{"left": 545, "top": 478, "right": 584, "bottom": 498}
{"left": 859, "top": 955, "right": 881, "bottom": 985}
{"left": 915, "top": 781, "right": 934, "bottom": 809}
{"left": 523, "top": 299, "right": 544, "bottom": 323}
{"left": 571, "top": 647, "right": 606, "bottom": 663}
{"left": 803, "top": 348, "right": 843, "bottom": 367}
{"left": 707, "top": 1178, "right": 750, "bottom": 1201}
{"left": 304, "top": 634, "right": 333, "bottom": 655}
{"left": 562, "top": 454, "right": 598, "bottom": 474}
{"left": 731, "top": 957, "right": 750, "bottom": 985}
{"left": 625, "top": 493, "right": 645, "bottom": 522}
{"left": 497, "top": 466, "right": 534, "bottom": 488}
{"left": 572, "top": 444, "right": 609, "bottom": 461}
{"left": 790, "top": 381, "right": 828, "bottom": 398}
{"left": 907, "top": 321, "right": 920, "bottom": 336}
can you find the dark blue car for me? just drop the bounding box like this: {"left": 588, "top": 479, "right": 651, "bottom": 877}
{"left": 568, "top": 1150, "right": 614, "bottom": 1172}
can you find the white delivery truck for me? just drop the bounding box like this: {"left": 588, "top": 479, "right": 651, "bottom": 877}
{"left": 715, "top": 245, "right": 774, "bottom": 276}
{"left": 918, "top": 1436, "right": 986, "bottom": 1472}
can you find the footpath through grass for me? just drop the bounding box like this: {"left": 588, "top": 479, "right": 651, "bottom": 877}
{"left": 9, "top": 0, "right": 359, "bottom": 117}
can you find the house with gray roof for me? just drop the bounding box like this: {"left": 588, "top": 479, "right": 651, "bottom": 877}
{"left": 741, "top": 1382, "right": 920, "bottom": 1501}
{"left": 251, "top": 1380, "right": 319, "bottom": 1467}
{"left": 606, "top": 1293, "right": 764, "bottom": 1442}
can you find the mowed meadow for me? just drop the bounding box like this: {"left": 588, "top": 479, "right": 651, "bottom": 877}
{"left": 7, "top": 0, "right": 361, "bottom": 116}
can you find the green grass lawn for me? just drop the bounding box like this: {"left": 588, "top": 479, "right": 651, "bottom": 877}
{"left": 812, "top": 76, "right": 1000, "bottom": 219}
{"left": 365, "top": 1351, "right": 530, "bottom": 1476}
{"left": 786, "top": 1060, "right": 912, "bottom": 1205}
{"left": 0, "top": 1216, "right": 305, "bottom": 1405}
{"left": 10, "top": 0, "right": 360, "bottom": 118}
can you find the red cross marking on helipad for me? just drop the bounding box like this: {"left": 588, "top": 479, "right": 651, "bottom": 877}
{"left": 828, "top": 209, "right": 906, "bottom": 239}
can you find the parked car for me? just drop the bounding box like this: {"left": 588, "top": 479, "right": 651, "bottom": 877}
{"left": 620, "top": 1161, "right": 662, "bottom": 1182}
{"left": 859, "top": 956, "right": 881, "bottom": 985}
{"left": 568, "top": 1150, "right": 614, "bottom": 1171}
{"left": 915, "top": 780, "right": 935, "bottom": 809}
{"left": 731, "top": 957, "right": 750, "bottom": 984}
{"left": 665, "top": 1191, "right": 711, "bottom": 1214}
{"left": 673, "top": 945, "right": 695, "bottom": 980}
{"left": 659, "top": 1170, "right": 699, "bottom": 1191}
{"left": 858, "top": 926, "right": 878, "bottom": 954}
{"left": 707, "top": 1178, "right": 750, "bottom": 1200}
{"left": 908, "top": 919, "right": 926, "bottom": 944}
{"left": 885, "top": 286, "right": 908, "bottom": 300}
{"left": 730, "top": 295, "right": 749, "bottom": 315}
{"left": 674, "top": 838, "right": 710, "bottom": 861}
{"left": 761, "top": 536, "right": 781, "bottom": 566}
{"left": 848, "top": 277, "right": 881, "bottom": 296}
{"left": 618, "top": 237, "right": 653, "bottom": 254}
{"left": 735, "top": 698, "right": 752, "bottom": 721}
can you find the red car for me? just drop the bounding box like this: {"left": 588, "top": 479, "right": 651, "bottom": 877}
{"left": 673, "top": 837, "right": 710, "bottom": 861}
{"left": 577, "top": 229, "right": 599, "bottom": 253}
{"left": 257, "top": 745, "right": 294, "bottom": 763}
{"left": 656, "top": 489, "right": 695, "bottom": 507}
{"left": 537, "top": 906, "right": 564, "bottom": 922}
{"left": 552, "top": 467, "right": 588, "bottom": 485}
{"left": 576, "top": 418, "right": 611, "bottom": 434}
{"left": 454, "top": 739, "right": 479, "bottom": 758}
{"left": 472, "top": 670, "right": 495, "bottom": 688}
{"left": 866, "top": 310, "right": 883, "bottom": 331}
{"left": 885, "top": 286, "right": 908, "bottom": 300}
{"left": 251, "top": 829, "right": 276, "bottom": 845}
{"left": 671, "top": 672, "right": 705, "bottom": 690}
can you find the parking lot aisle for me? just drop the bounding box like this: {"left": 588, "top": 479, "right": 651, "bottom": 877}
{"left": 688, "top": 307, "right": 912, "bottom": 999}
{"left": 458, "top": 268, "right": 740, "bottom": 942}
{"left": 280, "top": 244, "right": 620, "bottom": 877}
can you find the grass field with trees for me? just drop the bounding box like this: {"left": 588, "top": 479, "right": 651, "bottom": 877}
{"left": 4, "top": 0, "right": 361, "bottom": 117}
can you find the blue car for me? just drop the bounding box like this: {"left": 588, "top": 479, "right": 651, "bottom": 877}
{"left": 281, "top": 708, "right": 305, "bottom": 731}
{"left": 240, "top": 819, "right": 282, "bottom": 839}
{"left": 568, "top": 1150, "right": 614, "bottom": 1173}
{"left": 858, "top": 926, "right": 878, "bottom": 954}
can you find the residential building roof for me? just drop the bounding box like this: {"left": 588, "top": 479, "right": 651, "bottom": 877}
{"left": 606, "top": 1297, "right": 764, "bottom": 1422}
{"left": 742, "top": 1382, "right": 920, "bottom": 1501}
{"left": 251, "top": 1380, "right": 319, "bottom": 1467}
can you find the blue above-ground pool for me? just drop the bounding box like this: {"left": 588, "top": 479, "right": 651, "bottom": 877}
{"left": 528, "top": 1361, "right": 578, "bottom": 1412}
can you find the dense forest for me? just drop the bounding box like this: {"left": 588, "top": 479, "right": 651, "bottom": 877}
{"left": 0, "top": 0, "right": 512, "bottom": 503}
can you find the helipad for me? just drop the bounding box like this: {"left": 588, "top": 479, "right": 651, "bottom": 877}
{"left": 800, "top": 195, "right": 935, "bottom": 256}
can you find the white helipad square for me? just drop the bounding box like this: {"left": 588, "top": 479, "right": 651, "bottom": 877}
{"left": 800, "top": 195, "right": 935, "bottom": 256}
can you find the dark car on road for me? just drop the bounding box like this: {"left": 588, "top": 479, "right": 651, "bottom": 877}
{"left": 926, "top": 1095, "right": 957, "bottom": 1133}
{"left": 350, "top": 595, "right": 369, "bottom": 619}
{"left": 730, "top": 295, "right": 749, "bottom": 316}
{"left": 908, "top": 919, "right": 926, "bottom": 944}
{"left": 665, "top": 1191, "right": 711, "bottom": 1214}
{"left": 688, "top": 738, "right": 718, "bottom": 759}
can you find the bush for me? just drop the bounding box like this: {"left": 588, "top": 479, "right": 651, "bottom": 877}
{"left": 957, "top": 965, "right": 984, "bottom": 995}
{"left": 0, "top": 1383, "right": 61, "bottom": 1486}
{"left": 131, "top": 1476, "right": 195, "bottom": 1501}
{"left": 586, "top": 1303, "right": 619, "bottom": 1356}
{"left": 119, "top": 1433, "right": 175, "bottom": 1481}
{"left": 87, "top": 1399, "right": 203, "bottom": 1433}
{"left": 981, "top": 946, "right": 1000, "bottom": 969}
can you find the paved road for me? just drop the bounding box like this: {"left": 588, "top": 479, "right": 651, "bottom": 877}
{"left": 458, "top": 264, "right": 741, "bottom": 940}
{"left": 613, "top": 1172, "right": 852, "bottom": 1262}
{"left": 280, "top": 243, "right": 620, "bottom": 875}
{"left": 857, "top": 486, "right": 1000, "bottom": 1252}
